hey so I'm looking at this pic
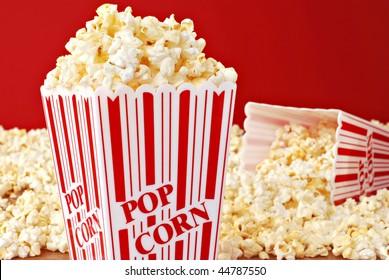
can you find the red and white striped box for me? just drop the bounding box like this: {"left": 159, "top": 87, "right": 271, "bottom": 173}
{"left": 241, "top": 102, "right": 389, "bottom": 206}
{"left": 41, "top": 82, "right": 236, "bottom": 260}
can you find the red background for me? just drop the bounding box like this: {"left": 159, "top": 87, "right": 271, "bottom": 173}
{"left": 1, "top": 0, "right": 389, "bottom": 130}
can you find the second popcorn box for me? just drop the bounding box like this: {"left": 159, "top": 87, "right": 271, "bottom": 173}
{"left": 241, "top": 102, "right": 389, "bottom": 206}
{"left": 41, "top": 4, "right": 237, "bottom": 260}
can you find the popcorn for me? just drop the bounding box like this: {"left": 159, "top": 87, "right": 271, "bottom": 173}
{"left": 0, "top": 126, "right": 67, "bottom": 259}
{"left": 44, "top": 4, "right": 237, "bottom": 91}
{"left": 1, "top": 120, "right": 388, "bottom": 259}
{"left": 219, "top": 122, "right": 389, "bottom": 260}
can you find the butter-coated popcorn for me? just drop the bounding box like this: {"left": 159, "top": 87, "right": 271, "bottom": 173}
{"left": 0, "top": 127, "right": 67, "bottom": 259}
{"left": 218, "top": 122, "right": 389, "bottom": 260}
{"left": 44, "top": 4, "right": 237, "bottom": 91}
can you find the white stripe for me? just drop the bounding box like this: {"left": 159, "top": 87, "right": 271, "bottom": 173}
{"left": 91, "top": 94, "right": 112, "bottom": 259}
{"left": 53, "top": 97, "right": 71, "bottom": 191}
{"left": 119, "top": 94, "right": 130, "bottom": 203}
{"left": 192, "top": 90, "right": 206, "bottom": 260}
{"left": 127, "top": 94, "right": 141, "bottom": 259}
{"left": 169, "top": 89, "right": 181, "bottom": 260}
{"left": 163, "top": 91, "right": 171, "bottom": 184}
{"left": 199, "top": 90, "right": 213, "bottom": 203}
{"left": 137, "top": 95, "right": 146, "bottom": 190}
{"left": 154, "top": 91, "right": 162, "bottom": 185}
{"left": 78, "top": 98, "right": 93, "bottom": 212}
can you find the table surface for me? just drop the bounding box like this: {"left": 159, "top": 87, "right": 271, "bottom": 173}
{"left": 17, "top": 250, "right": 344, "bottom": 260}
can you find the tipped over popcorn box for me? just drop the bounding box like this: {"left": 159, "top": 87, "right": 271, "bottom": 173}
{"left": 40, "top": 4, "right": 237, "bottom": 259}
{"left": 241, "top": 102, "right": 389, "bottom": 205}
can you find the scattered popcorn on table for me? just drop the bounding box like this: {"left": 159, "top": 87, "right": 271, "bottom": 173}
{"left": 218, "top": 122, "right": 389, "bottom": 260}
{"left": 0, "top": 126, "right": 67, "bottom": 259}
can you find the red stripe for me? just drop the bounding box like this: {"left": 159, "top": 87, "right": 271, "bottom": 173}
{"left": 143, "top": 93, "right": 156, "bottom": 186}
{"left": 177, "top": 90, "right": 191, "bottom": 210}
{"left": 374, "top": 152, "right": 389, "bottom": 160}
{"left": 108, "top": 98, "right": 126, "bottom": 202}
{"left": 67, "top": 219, "right": 77, "bottom": 259}
{"left": 335, "top": 182, "right": 358, "bottom": 189}
{"left": 59, "top": 96, "right": 75, "bottom": 182}
{"left": 334, "top": 173, "right": 358, "bottom": 183}
{"left": 374, "top": 147, "right": 389, "bottom": 153}
{"left": 374, "top": 141, "right": 389, "bottom": 149}
{"left": 374, "top": 182, "right": 389, "bottom": 188}
{"left": 118, "top": 229, "right": 130, "bottom": 260}
{"left": 76, "top": 212, "right": 81, "bottom": 222}
{"left": 336, "top": 166, "right": 358, "bottom": 170}
{"left": 72, "top": 96, "right": 90, "bottom": 213}
{"left": 99, "top": 232, "right": 105, "bottom": 259}
{"left": 205, "top": 91, "right": 225, "bottom": 199}
{"left": 82, "top": 249, "right": 87, "bottom": 259}
{"left": 336, "top": 160, "right": 360, "bottom": 164}
{"left": 200, "top": 221, "right": 212, "bottom": 259}
{"left": 375, "top": 177, "right": 389, "bottom": 182}
{"left": 148, "top": 254, "right": 156, "bottom": 260}
{"left": 45, "top": 97, "right": 66, "bottom": 193}
{"left": 336, "top": 189, "right": 360, "bottom": 197}
{"left": 194, "top": 231, "right": 198, "bottom": 259}
{"left": 91, "top": 243, "right": 96, "bottom": 259}
{"left": 338, "top": 147, "right": 366, "bottom": 158}
{"left": 373, "top": 132, "right": 389, "bottom": 143}
{"left": 175, "top": 240, "right": 184, "bottom": 260}
{"left": 341, "top": 121, "right": 368, "bottom": 136}
{"left": 99, "top": 97, "right": 116, "bottom": 259}
{"left": 346, "top": 114, "right": 389, "bottom": 134}
{"left": 85, "top": 98, "right": 99, "bottom": 210}
{"left": 375, "top": 171, "right": 389, "bottom": 177}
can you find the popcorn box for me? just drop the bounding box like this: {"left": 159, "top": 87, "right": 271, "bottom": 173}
{"left": 241, "top": 102, "right": 389, "bottom": 205}
{"left": 41, "top": 82, "right": 236, "bottom": 259}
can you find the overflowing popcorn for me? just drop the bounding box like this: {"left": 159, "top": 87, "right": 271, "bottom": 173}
{"left": 44, "top": 4, "right": 237, "bottom": 91}
{"left": 219, "top": 123, "right": 389, "bottom": 260}
{"left": 0, "top": 127, "right": 67, "bottom": 259}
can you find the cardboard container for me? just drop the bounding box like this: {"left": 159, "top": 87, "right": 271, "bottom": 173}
{"left": 241, "top": 102, "right": 389, "bottom": 205}
{"left": 41, "top": 82, "right": 236, "bottom": 260}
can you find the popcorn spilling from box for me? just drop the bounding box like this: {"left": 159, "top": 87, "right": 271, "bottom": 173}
{"left": 242, "top": 103, "right": 389, "bottom": 204}
{"left": 0, "top": 127, "right": 67, "bottom": 259}
{"left": 217, "top": 103, "right": 389, "bottom": 260}
{"left": 43, "top": 4, "right": 237, "bottom": 91}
